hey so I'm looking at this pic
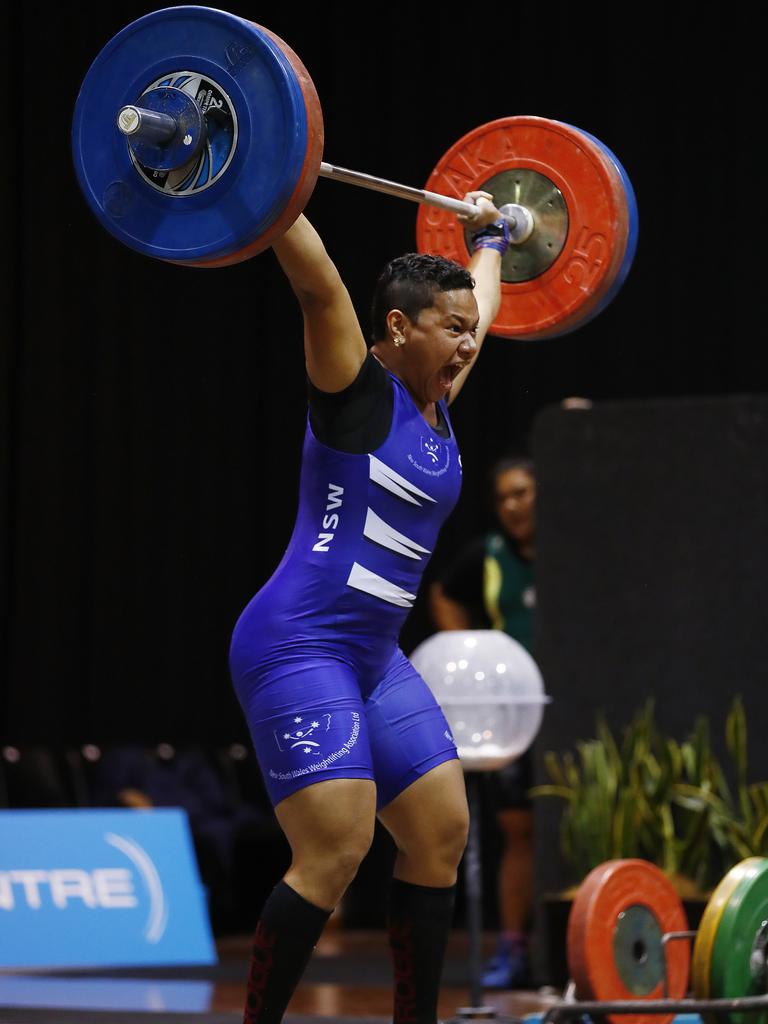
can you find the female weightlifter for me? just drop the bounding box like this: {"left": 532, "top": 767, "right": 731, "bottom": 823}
{"left": 229, "top": 192, "right": 508, "bottom": 1024}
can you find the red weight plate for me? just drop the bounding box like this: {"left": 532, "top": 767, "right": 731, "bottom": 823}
{"left": 567, "top": 860, "right": 689, "bottom": 1024}
{"left": 416, "top": 117, "right": 629, "bottom": 339}
{"left": 188, "top": 23, "right": 324, "bottom": 268}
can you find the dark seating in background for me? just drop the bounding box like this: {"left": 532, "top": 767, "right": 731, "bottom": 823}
{"left": 0, "top": 741, "right": 290, "bottom": 935}
{"left": 1, "top": 746, "right": 77, "bottom": 808}
{"left": 215, "top": 742, "right": 271, "bottom": 810}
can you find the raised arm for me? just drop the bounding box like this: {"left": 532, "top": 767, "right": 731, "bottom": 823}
{"left": 272, "top": 214, "right": 367, "bottom": 392}
{"left": 446, "top": 192, "right": 503, "bottom": 405}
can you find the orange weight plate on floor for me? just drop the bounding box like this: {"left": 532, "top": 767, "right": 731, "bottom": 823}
{"left": 567, "top": 859, "right": 690, "bottom": 1024}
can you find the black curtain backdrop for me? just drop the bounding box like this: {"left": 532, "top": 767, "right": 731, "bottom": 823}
{"left": 2, "top": 4, "right": 765, "bottom": 745}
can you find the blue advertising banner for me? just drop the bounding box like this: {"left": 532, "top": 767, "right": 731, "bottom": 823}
{"left": 0, "top": 809, "right": 216, "bottom": 968}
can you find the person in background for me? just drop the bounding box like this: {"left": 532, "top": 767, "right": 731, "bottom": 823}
{"left": 430, "top": 456, "right": 536, "bottom": 989}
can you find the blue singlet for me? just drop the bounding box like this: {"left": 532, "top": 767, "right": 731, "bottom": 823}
{"left": 229, "top": 367, "right": 463, "bottom": 808}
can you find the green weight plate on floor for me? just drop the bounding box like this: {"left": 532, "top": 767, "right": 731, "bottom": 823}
{"left": 692, "top": 859, "right": 758, "bottom": 999}
{"left": 710, "top": 857, "right": 768, "bottom": 1024}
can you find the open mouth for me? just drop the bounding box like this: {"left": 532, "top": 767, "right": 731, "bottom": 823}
{"left": 439, "top": 364, "right": 464, "bottom": 389}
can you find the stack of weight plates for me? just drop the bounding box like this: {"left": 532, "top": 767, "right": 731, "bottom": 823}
{"left": 72, "top": 7, "right": 324, "bottom": 266}
{"left": 692, "top": 857, "right": 768, "bottom": 1024}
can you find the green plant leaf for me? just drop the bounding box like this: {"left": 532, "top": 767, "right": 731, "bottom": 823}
{"left": 543, "top": 751, "right": 567, "bottom": 788}
{"left": 530, "top": 784, "right": 573, "bottom": 801}
{"left": 563, "top": 751, "right": 580, "bottom": 789}
{"left": 596, "top": 714, "right": 622, "bottom": 773}
{"left": 749, "top": 783, "right": 768, "bottom": 820}
{"left": 752, "top": 814, "right": 768, "bottom": 853}
{"left": 725, "top": 695, "right": 748, "bottom": 786}
{"left": 536, "top": 700, "right": 768, "bottom": 884}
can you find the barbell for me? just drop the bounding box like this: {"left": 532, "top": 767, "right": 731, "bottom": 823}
{"left": 71, "top": 7, "right": 638, "bottom": 340}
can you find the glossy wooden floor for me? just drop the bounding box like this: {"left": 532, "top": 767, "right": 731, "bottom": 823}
{"left": 217, "top": 930, "right": 558, "bottom": 1019}
{"left": 0, "top": 929, "right": 560, "bottom": 1022}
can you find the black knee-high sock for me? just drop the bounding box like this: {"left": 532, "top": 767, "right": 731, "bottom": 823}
{"left": 243, "top": 880, "right": 331, "bottom": 1024}
{"left": 387, "top": 878, "right": 456, "bottom": 1024}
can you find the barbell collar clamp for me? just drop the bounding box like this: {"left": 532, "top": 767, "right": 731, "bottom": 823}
{"left": 115, "top": 90, "right": 207, "bottom": 172}
{"left": 117, "top": 105, "right": 179, "bottom": 144}
{"left": 498, "top": 203, "right": 535, "bottom": 244}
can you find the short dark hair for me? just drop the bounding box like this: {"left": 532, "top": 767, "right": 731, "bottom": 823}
{"left": 370, "top": 253, "right": 474, "bottom": 342}
{"left": 491, "top": 455, "right": 536, "bottom": 487}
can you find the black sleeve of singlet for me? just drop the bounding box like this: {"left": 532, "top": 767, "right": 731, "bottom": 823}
{"left": 307, "top": 351, "right": 394, "bottom": 454}
{"left": 439, "top": 537, "right": 486, "bottom": 606}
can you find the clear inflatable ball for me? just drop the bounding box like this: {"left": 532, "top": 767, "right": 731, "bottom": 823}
{"left": 410, "top": 630, "right": 549, "bottom": 770}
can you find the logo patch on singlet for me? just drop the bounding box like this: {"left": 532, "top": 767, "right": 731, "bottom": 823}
{"left": 407, "top": 435, "right": 450, "bottom": 477}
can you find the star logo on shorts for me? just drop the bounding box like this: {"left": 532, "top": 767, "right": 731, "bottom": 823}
{"left": 274, "top": 713, "right": 332, "bottom": 753}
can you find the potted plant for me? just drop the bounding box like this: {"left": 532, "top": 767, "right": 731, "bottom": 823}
{"left": 532, "top": 697, "right": 768, "bottom": 984}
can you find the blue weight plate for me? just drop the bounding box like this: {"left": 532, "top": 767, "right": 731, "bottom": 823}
{"left": 575, "top": 127, "right": 639, "bottom": 320}
{"left": 543, "top": 125, "right": 638, "bottom": 337}
{"left": 72, "top": 7, "right": 318, "bottom": 263}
